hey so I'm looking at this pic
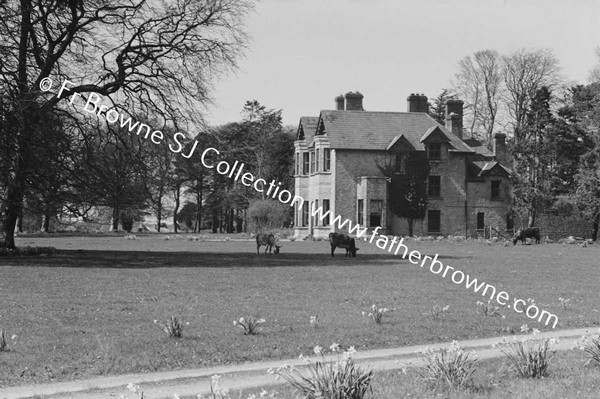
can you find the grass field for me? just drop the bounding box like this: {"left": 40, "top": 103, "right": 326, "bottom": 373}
{"left": 0, "top": 234, "right": 599, "bottom": 388}
{"left": 216, "top": 350, "right": 600, "bottom": 399}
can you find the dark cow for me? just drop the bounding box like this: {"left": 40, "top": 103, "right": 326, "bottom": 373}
{"left": 256, "top": 233, "right": 281, "bottom": 254}
{"left": 329, "top": 232, "right": 359, "bottom": 257}
{"left": 512, "top": 227, "right": 541, "bottom": 245}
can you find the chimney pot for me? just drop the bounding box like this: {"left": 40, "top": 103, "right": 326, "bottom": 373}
{"left": 344, "top": 91, "right": 364, "bottom": 111}
{"left": 407, "top": 93, "right": 429, "bottom": 113}
{"left": 335, "top": 94, "right": 345, "bottom": 110}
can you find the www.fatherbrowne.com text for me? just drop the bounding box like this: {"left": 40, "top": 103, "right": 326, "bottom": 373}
{"left": 53, "top": 78, "right": 559, "bottom": 329}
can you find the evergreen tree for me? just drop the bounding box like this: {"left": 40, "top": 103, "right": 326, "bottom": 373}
{"left": 511, "top": 87, "right": 555, "bottom": 227}
{"left": 429, "top": 89, "right": 456, "bottom": 125}
{"left": 573, "top": 83, "right": 600, "bottom": 240}
{"left": 378, "top": 152, "right": 429, "bottom": 236}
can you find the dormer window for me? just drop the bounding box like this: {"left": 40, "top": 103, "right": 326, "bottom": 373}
{"left": 428, "top": 143, "right": 442, "bottom": 160}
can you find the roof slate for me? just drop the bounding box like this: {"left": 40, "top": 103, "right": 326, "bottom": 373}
{"left": 463, "top": 138, "right": 495, "bottom": 157}
{"left": 314, "top": 110, "right": 473, "bottom": 153}
{"left": 471, "top": 161, "right": 511, "bottom": 176}
{"left": 298, "top": 116, "right": 319, "bottom": 142}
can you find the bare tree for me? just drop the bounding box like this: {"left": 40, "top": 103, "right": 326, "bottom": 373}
{"left": 0, "top": 0, "right": 252, "bottom": 248}
{"left": 453, "top": 50, "right": 503, "bottom": 146}
{"left": 589, "top": 47, "right": 600, "bottom": 83}
{"left": 503, "top": 48, "right": 562, "bottom": 143}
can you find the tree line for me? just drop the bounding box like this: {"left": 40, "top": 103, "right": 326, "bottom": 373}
{"left": 432, "top": 48, "right": 600, "bottom": 238}
{"left": 2, "top": 0, "right": 600, "bottom": 248}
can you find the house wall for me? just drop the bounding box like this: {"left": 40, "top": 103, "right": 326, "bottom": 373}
{"left": 293, "top": 137, "right": 336, "bottom": 239}
{"left": 294, "top": 141, "right": 512, "bottom": 239}
{"left": 467, "top": 174, "right": 512, "bottom": 238}
{"left": 391, "top": 149, "right": 469, "bottom": 237}
{"left": 334, "top": 150, "right": 388, "bottom": 233}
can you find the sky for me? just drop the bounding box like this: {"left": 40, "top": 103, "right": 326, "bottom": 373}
{"left": 204, "top": 0, "right": 600, "bottom": 127}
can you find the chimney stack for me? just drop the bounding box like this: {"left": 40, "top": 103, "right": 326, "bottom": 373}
{"left": 344, "top": 91, "right": 364, "bottom": 111}
{"left": 446, "top": 113, "right": 462, "bottom": 138}
{"left": 493, "top": 132, "right": 507, "bottom": 165}
{"left": 445, "top": 99, "right": 464, "bottom": 138}
{"left": 406, "top": 93, "right": 429, "bottom": 113}
{"left": 335, "top": 94, "right": 345, "bottom": 110}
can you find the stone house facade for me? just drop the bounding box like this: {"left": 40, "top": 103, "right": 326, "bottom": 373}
{"left": 293, "top": 91, "right": 513, "bottom": 239}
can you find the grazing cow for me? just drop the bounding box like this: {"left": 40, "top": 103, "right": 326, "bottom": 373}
{"left": 256, "top": 233, "right": 281, "bottom": 254}
{"left": 512, "top": 227, "right": 541, "bottom": 245}
{"left": 329, "top": 232, "right": 359, "bottom": 257}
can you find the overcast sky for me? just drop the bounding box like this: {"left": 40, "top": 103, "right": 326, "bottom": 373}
{"left": 205, "top": 0, "right": 600, "bottom": 127}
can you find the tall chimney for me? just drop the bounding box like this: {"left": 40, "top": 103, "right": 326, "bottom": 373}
{"left": 344, "top": 91, "right": 364, "bottom": 111}
{"left": 335, "top": 94, "right": 345, "bottom": 110}
{"left": 407, "top": 93, "right": 429, "bottom": 113}
{"left": 493, "top": 132, "right": 507, "bottom": 165}
{"left": 445, "top": 99, "right": 464, "bottom": 137}
{"left": 446, "top": 113, "right": 462, "bottom": 138}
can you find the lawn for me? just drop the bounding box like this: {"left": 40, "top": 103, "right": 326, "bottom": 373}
{"left": 218, "top": 349, "right": 600, "bottom": 399}
{"left": 0, "top": 234, "right": 598, "bottom": 388}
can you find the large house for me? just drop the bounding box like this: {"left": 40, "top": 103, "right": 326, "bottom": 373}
{"left": 293, "top": 91, "right": 513, "bottom": 238}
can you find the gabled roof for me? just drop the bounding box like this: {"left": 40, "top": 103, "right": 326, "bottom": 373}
{"left": 386, "top": 134, "right": 415, "bottom": 151}
{"left": 420, "top": 126, "right": 451, "bottom": 143}
{"left": 297, "top": 117, "right": 319, "bottom": 141}
{"left": 470, "top": 161, "right": 511, "bottom": 177}
{"left": 463, "top": 138, "right": 494, "bottom": 157}
{"left": 311, "top": 110, "right": 473, "bottom": 152}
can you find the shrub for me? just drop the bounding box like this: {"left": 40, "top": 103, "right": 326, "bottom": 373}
{"left": 203, "top": 374, "right": 231, "bottom": 399}
{"left": 310, "top": 314, "right": 320, "bottom": 328}
{"left": 575, "top": 330, "right": 600, "bottom": 367}
{"left": 247, "top": 199, "right": 292, "bottom": 232}
{"left": 493, "top": 326, "right": 558, "bottom": 378}
{"left": 269, "top": 344, "right": 373, "bottom": 399}
{"left": 428, "top": 304, "right": 449, "bottom": 321}
{"left": 0, "top": 246, "right": 57, "bottom": 257}
{"left": 476, "top": 300, "right": 503, "bottom": 317}
{"left": 124, "top": 382, "right": 145, "bottom": 398}
{"left": 362, "top": 304, "right": 390, "bottom": 324}
{"left": 234, "top": 316, "right": 265, "bottom": 335}
{"left": 416, "top": 341, "right": 477, "bottom": 389}
{"left": 159, "top": 316, "right": 184, "bottom": 338}
{"left": 0, "top": 329, "right": 7, "bottom": 352}
{"left": 558, "top": 297, "right": 571, "bottom": 309}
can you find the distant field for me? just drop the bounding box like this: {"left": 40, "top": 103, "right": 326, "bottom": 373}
{"left": 0, "top": 235, "right": 598, "bottom": 387}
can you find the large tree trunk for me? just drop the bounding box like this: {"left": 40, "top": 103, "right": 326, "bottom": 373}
{"left": 195, "top": 186, "right": 202, "bottom": 233}
{"left": 156, "top": 186, "right": 163, "bottom": 233}
{"left": 211, "top": 208, "right": 218, "bottom": 233}
{"left": 0, "top": 184, "right": 23, "bottom": 249}
{"left": 41, "top": 213, "right": 51, "bottom": 232}
{"left": 592, "top": 212, "right": 600, "bottom": 242}
{"left": 0, "top": 0, "right": 33, "bottom": 249}
{"left": 528, "top": 208, "right": 536, "bottom": 228}
{"left": 407, "top": 218, "right": 414, "bottom": 237}
{"left": 173, "top": 185, "right": 180, "bottom": 234}
{"left": 16, "top": 207, "right": 24, "bottom": 234}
